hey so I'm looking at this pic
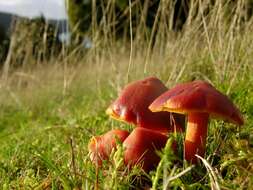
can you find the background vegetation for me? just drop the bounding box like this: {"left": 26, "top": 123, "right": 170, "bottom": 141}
{"left": 0, "top": 0, "right": 253, "bottom": 189}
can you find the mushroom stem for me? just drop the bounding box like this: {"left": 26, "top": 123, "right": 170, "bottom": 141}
{"left": 184, "top": 112, "right": 209, "bottom": 163}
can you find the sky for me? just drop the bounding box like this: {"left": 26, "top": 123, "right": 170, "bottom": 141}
{"left": 0, "top": 0, "right": 67, "bottom": 19}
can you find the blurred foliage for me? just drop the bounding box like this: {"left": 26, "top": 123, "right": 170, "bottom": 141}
{"left": 0, "top": 25, "right": 9, "bottom": 64}
{"left": 10, "top": 16, "right": 62, "bottom": 67}
{"left": 66, "top": 0, "right": 189, "bottom": 37}
{"left": 67, "top": 0, "right": 100, "bottom": 34}
{"left": 0, "top": 25, "right": 7, "bottom": 44}
{"left": 66, "top": 0, "right": 253, "bottom": 38}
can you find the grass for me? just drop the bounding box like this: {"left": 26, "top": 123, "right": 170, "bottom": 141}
{"left": 0, "top": 0, "right": 253, "bottom": 189}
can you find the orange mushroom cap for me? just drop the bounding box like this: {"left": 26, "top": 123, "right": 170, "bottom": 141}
{"left": 106, "top": 77, "right": 185, "bottom": 133}
{"left": 149, "top": 80, "right": 244, "bottom": 125}
{"left": 88, "top": 129, "right": 130, "bottom": 165}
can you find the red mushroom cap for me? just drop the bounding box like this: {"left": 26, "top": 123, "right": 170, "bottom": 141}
{"left": 106, "top": 77, "right": 185, "bottom": 133}
{"left": 88, "top": 129, "right": 130, "bottom": 165}
{"left": 123, "top": 128, "right": 175, "bottom": 172}
{"left": 149, "top": 80, "right": 244, "bottom": 125}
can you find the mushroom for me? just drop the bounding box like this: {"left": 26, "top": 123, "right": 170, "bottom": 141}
{"left": 149, "top": 80, "right": 244, "bottom": 163}
{"left": 103, "top": 77, "right": 184, "bottom": 171}
{"left": 106, "top": 77, "right": 185, "bottom": 134}
{"left": 123, "top": 127, "right": 173, "bottom": 172}
{"left": 88, "top": 129, "right": 130, "bottom": 165}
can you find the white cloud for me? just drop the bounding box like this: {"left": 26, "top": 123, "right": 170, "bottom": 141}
{"left": 0, "top": 0, "right": 67, "bottom": 19}
{"left": 0, "top": 0, "right": 23, "bottom": 6}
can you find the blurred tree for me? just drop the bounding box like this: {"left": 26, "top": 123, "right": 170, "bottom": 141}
{"left": 0, "top": 25, "right": 6, "bottom": 44}
{"left": 0, "top": 24, "right": 9, "bottom": 64}
{"left": 9, "top": 16, "right": 62, "bottom": 66}
{"left": 66, "top": 0, "right": 189, "bottom": 38}
{"left": 66, "top": 0, "right": 253, "bottom": 38}
{"left": 67, "top": 0, "right": 94, "bottom": 34}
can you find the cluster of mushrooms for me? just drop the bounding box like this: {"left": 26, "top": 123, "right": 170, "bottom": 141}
{"left": 88, "top": 77, "right": 244, "bottom": 172}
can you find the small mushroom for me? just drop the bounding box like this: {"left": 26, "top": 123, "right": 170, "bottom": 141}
{"left": 88, "top": 129, "right": 130, "bottom": 165}
{"left": 123, "top": 127, "right": 173, "bottom": 172}
{"left": 149, "top": 80, "right": 244, "bottom": 163}
{"left": 106, "top": 77, "right": 184, "bottom": 134}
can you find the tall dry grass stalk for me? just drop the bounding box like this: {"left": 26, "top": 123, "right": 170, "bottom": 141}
{"left": 0, "top": 0, "right": 252, "bottom": 102}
